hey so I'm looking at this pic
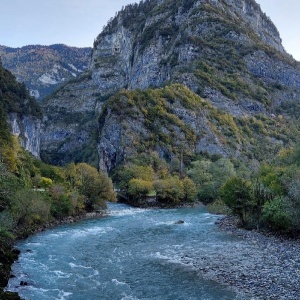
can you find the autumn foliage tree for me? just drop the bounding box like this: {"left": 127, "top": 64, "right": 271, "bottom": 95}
{"left": 74, "top": 163, "right": 116, "bottom": 211}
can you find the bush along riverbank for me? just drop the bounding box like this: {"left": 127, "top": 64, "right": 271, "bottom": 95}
{"left": 113, "top": 144, "right": 300, "bottom": 236}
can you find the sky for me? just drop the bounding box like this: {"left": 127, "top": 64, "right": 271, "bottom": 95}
{"left": 0, "top": 0, "right": 299, "bottom": 61}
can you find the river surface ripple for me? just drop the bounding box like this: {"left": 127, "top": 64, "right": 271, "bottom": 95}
{"left": 7, "top": 203, "right": 242, "bottom": 300}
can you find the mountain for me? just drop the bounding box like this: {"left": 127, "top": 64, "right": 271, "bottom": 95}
{"left": 40, "top": 0, "right": 300, "bottom": 171}
{"left": 0, "top": 44, "right": 92, "bottom": 100}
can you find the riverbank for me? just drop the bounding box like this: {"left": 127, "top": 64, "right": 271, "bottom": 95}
{"left": 0, "top": 244, "right": 21, "bottom": 300}
{"left": 183, "top": 215, "right": 300, "bottom": 299}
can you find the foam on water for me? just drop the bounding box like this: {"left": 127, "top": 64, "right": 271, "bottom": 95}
{"left": 57, "top": 290, "right": 73, "bottom": 300}
{"left": 112, "top": 279, "right": 129, "bottom": 286}
{"left": 121, "top": 295, "right": 140, "bottom": 300}
{"left": 25, "top": 242, "right": 42, "bottom": 246}
{"left": 52, "top": 270, "right": 71, "bottom": 279}
{"left": 108, "top": 208, "right": 147, "bottom": 217}
{"left": 68, "top": 263, "right": 94, "bottom": 269}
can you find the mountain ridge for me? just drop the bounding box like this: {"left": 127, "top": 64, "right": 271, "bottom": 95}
{"left": 0, "top": 44, "right": 92, "bottom": 100}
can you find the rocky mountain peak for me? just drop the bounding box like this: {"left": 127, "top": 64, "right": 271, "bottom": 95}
{"left": 90, "top": 0, "right": 287, "bottom": 101}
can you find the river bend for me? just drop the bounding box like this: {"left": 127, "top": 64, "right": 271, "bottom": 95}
{"left": 8, "top": 203, "right": 240, "bottom": 299}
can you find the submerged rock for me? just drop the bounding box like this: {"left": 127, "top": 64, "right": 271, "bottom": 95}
{"left": 175, "top": 220, "right": 185, "bottom": 224}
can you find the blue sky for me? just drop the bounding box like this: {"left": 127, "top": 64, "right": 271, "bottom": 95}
{"left": 0, "top": 0, "right": 299, "bottom": 61}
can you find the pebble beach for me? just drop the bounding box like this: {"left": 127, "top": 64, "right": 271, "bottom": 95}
{"left": 184, "top": 216, "right": 300, "bottom": 299}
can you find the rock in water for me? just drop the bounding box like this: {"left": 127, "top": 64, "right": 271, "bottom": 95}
{"left": 175, "top": 220, "right": 185, "bottom": 224}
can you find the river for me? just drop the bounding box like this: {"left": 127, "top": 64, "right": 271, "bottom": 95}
{"left": 7, "top": 203, "right": 241, "bottom": 299}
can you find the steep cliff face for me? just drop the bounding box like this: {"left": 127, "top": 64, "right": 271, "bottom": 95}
{"left": 7, "top": 113, "right": 41, "bottom": 158}
{"left": 98, "top": 84, "right": 298, "bottom": 173}
{"left": 0, "top": 44, "right": 91, "bottom": 99}
{"left": 91, "top": 0, "right": 290, "bottom": 95}
{"left": 0, "top": 63, "right": 42, "bottom": 158}
{"left": 40, "top": 73, "right": 100, "bottom": 167}
{"left": 41, "top": 0, "right": 300, "bottom": 170}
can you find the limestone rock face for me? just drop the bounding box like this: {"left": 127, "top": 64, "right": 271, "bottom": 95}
{"left": 7, "top": 113, "right": 41, "bottom": 158}
{"left": 40, "top": 0, "right": 300, "bottom": 169}
{"left": 0, "top": 61, "right": 42, "bottom": 159}
{"left": 90, "top": 0, "right": 288, "bottom": 98}
{"left": 244, "top": 51, "right": 300, "bottom": 88}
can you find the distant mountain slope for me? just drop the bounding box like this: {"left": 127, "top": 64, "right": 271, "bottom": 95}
{"left": 40, "top": 0, "right": 300, "bottom": 170}
{"left": 0, "top": 44, "right": 92, "bottom": 99}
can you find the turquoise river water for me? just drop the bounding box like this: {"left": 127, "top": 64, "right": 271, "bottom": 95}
{"left": 7, "top": 203, "right": 240, "bottom": 299}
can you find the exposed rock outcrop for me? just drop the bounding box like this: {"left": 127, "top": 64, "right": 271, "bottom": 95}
{"left": 8, "top": 113, "right": 41, "bottom": 158}
{"left": 40, "top": 73, "right": 100, "bottom": 166}
{"left": 0, "top": 61, "right": 42, "bottom": 159}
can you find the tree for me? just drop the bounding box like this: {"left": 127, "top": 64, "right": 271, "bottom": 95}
{"left": 187, "top": 158, "right": 236, "bottom": 203}
{"left": 220, "top": 177, "right": 253, "bottom": 226}
{"left": 0, "top": 163, "right": 19, "bottom": 212}
{"left": 49, "top": 184, "right": 72, "bottom": 218}
{"left": 116, "top": 164, "right": 155, "bottom": 192}
{"left": 258, "top": 164, "right": 285, "bottom": 196}
{"left": 181, "top": 177, "right": 197, "bottom": 202}
{"left": 209, "top": 158, "right": 236, "bottom": 189}
{"left": 154, "top": 176, "right": 184, "bottom": 204}
{"left": 75, "top": 163, "right": 115, "bottom": 211}
{"left": 11, "top": 189, "right": 51, "bottom": 227}
{"left": 39, "top": 177, "right": 53, "bottom": 188}
{"left": 285, "top": 176, "right": 300, "bottom": 230}
{"left": 262, "top": 197, "right": 292, "bottom": 231}
{"left": 187, "top": 160, "right": 212, "bottom": 187}
{"left": 128, "top": 179, "right": 153, "bottom": 199}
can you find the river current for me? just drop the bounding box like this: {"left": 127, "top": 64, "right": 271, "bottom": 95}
{"left": 7, "top": 203, "right": 240, "bottom": 299}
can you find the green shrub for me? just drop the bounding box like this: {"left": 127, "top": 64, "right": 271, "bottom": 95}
{"left": 11, "top": 189, "right": 51, "bottom": 228}
{"left": 128, "top": 179, "right": 154, "bottom": 199}
{"left": 262, "top": 197, "right": 292, "bottom": 231}
{"left": 154, "top": 176, "right": 184, "bottom": 203}
{"left": 220, "top": 177, "right": 254, "bottom": 226}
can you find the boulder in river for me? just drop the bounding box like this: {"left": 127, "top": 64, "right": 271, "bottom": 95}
{"left": 175, "top": 220, "right": 185, "bottom": 224}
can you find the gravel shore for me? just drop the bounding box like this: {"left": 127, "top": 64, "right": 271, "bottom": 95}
{"left": 184, "top": 216, "right": 300, "bottom": 299}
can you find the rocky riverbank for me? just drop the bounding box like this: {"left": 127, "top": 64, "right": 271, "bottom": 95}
{"left": 0, "top": 244, "right": 21, "bottom": 300}
{"left": 183, "top": 216, "right": 300, "bottom": 299}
